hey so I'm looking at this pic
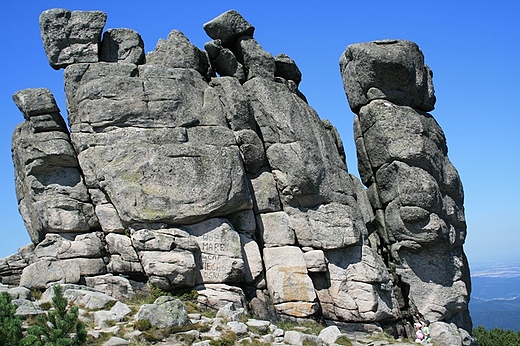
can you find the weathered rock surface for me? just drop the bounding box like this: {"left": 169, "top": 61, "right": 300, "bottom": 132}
{"left": 3, "top": 9, "right": 473, "bottom": 346}
{"left": 341, "top": 39, "right": 472, "bottom": 335}
{"left": 340, "top": 39, "right": 435, "bottom": 113}
{"left": 39, "top": 8, "right": 107, "bottom": 69}
{"left": 0, "top": 252, "right": 30, "bottom": 285}
{"left": 136, "top": 296, "right": 190, "bottom": 328}
{"left": 11, "top": 88, "right": 98, "bottom": 243}
{"left": 1, "top": 283, "right": 452, "bottom": 346}
{"left": 100, "top": 28, "right": 145, "bottom": 64}
{"left": 203, "top": 10, "right": 255, "bottom": 46}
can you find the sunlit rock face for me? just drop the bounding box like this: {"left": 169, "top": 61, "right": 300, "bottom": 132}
{"left": 4, "top": 9, "right": 473, "bottom": 344}
{"left": 341, "top": 39, "right": 472, "bottom": 333}
{"left": 11, "top": 88, "right": 99, "bottom": 244}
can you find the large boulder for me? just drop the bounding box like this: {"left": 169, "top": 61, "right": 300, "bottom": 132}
{"left": 39, "top": 8, "right": 106, "bottom": 69}
{"left": 0, "top": 253, "right": 30, "bottom": 285}
{"left": 317, "top": 246, "right": 398, "bottom": 322}
{"left": 100, "top": 28, "right": 145, "bottom": 64}
{"left": 146, "top": 30, "right": 210, "bottom": 78}
{"left": 430, "top": 321, "right": 476, "bottom": 346}
{"left": 84, "top": 274, "right": 138, "bottom": 301}
{"left": 131, "top": 226, "right": 197, "bottom": 291}
{"left": 135, "top": 296, "right": 190, "bottom": 328}
{"left": 68, "top": 68, "right": 252, "bottom": 225}
{"left": 340, "top": 39, "right": 435, "bottom": 113}
{"left": 243, "top": 77, "right": 355, "bottom": 208}
{"left": 203, "top": 10, "right": 255, "bottom": 46}
{"left": 104, "top": 234, "right": 143, "bottom": 274}
{"left": 19, "top": 260, "right": 81, "bottom": 289}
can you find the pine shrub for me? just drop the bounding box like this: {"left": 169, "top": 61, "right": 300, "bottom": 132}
{"left": 473, "top": 325, "right": 520, "bottom": 346}
{"left": 0, "top": 291, "right": 23, "bottom": 346}
{"left": 21, "top": 285, "right": 87, "bottom": 346}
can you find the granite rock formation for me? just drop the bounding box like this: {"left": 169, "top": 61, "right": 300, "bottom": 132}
{"left": 0, "top": 8, "right": 473, "bottom": 345}
{"left": 340, "top": 39, "right": 472, "bottom": 340}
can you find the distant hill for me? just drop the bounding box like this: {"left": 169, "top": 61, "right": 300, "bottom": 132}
{"left": 470, "top": 296, "right": 520, "bottom": 331}
{"left": 469, "top": 262, "right": 520, "bottom": 331}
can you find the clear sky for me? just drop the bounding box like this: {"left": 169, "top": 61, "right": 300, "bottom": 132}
{"left": 1, "top": 1, "right": 519, "bottom": 267}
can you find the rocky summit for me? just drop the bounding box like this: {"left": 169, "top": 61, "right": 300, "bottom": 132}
{"left": 1, "top": 8, "right": 474, "bottom": 346}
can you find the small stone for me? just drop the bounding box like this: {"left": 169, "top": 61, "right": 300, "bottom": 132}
{"left": 216, "top": 302, "right": 245, "bottom": 322}
{"left": 123, "top": 330, "right": 142, "bottom": 340}
{"left": 227, "top": 321, "right": 248, "bottom": 335}
{"left": 102, "top": 336, "right": 130, "bottom": 346}
{"left": 88, "top": 330, "right": 101, "bottom": 339}
{"left": 188, "top": 313, "right": 202, "bottom": 321}
{"left": 245, "top": 319, "right": 271, "bottom": 333}
{"left": 284, "top": 330, "right": 303, "bottom": 345}
{"left": 273, "top": 328, "right": 284, "bottom": 337}
{"left": 12, "top": 299, "right": 45, "bottom": 316}
{"left": 196, "top": 284, "right": 247, "bottom": 311}
{"left": 7, "top": 287, "right": 31, "bottom": 300}
{"left": 260, "top": 334, "right": 275, "bottom": 344}
{"left": 192, "top": 341, "right": 212, "bottom": 346}
{"left": 93, "top": 301, "right": 131, "bottom": 327}
{"left": 318, "top": 325, "right": 341, "bottom": 344}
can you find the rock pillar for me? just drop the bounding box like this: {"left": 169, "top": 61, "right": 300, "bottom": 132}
{"left": 340, "top": 39, "right": 472, "bottom": 332}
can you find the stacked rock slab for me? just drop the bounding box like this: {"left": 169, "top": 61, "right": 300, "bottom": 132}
{"left": 340, "top": 40, "right": 472, "bottom": 333}
{"left": 204, "top": 10, "right": 398, "bottom": 320}
{"left": 3, "top": 8, "right": 474, "bottom": 344}
{"left": 11, "top": 88, "right": 99, "bottom": 244}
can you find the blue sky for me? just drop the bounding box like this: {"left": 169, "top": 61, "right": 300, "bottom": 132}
{"left": 1, "top": 1, "right": 519, "bottom": 266}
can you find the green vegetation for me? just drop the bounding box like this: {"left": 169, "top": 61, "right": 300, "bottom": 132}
{"left": 239, "top": 339, "right": 270, "bottom": 346}
{"left": 138, "top": 322, "right": 209, "bottom": 342}
{"left": 30, "top": 288, "right": 44, "bottom": 300}
{"left": 22, "top": 285, "right": 87, "bottom": 346}
{"left": 246, "top": 324, "right": 269, "bottom": 336}
{"left": 0, "top": 292, "right": 23, "bottom": 346}
{"left": 1, "top": 286, "right": 87, "bottom": 346}
{"left": 39, "top": 301, "right": 53, "bottom": 311}
{"left": 209, "top": 329, "right": 238, "bottom": 346}
{"left": 276, "top": 318, "right": 326, "bottom": 335}
{"left": 369, "top": 331, "right": 399, "bottom": 344}
{"left": 126, "top": 283, "right": 174, "bottom": 312}
{"left": 473, "top": 325, "right": 520, "bottom": 346}
{"left": 335, "top": 336, "right": 353, "bottom": 346}
{"left": 85, "top": 332, "right": 112, "bottom": 346}
{"left": 134, "top": 319, "right": 152, "bottom": 331}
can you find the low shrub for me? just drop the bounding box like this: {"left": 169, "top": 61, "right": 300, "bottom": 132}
{"left": 21, "top": 285, "right": 87, "bottom": 346}
{"left": 0, "top": 291, "right": 23, "bottom": 346}
{"left": 276, "top": 318, "right": 326, "bottom": 335}
{"left": 335, "top": 336, "right": 353, "bottom": 346}
{"left": 209, "top": 329, "right": 237, "bottom": 346}
{"left": 473, "top": 325, "right": 520, "bottom": 346}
